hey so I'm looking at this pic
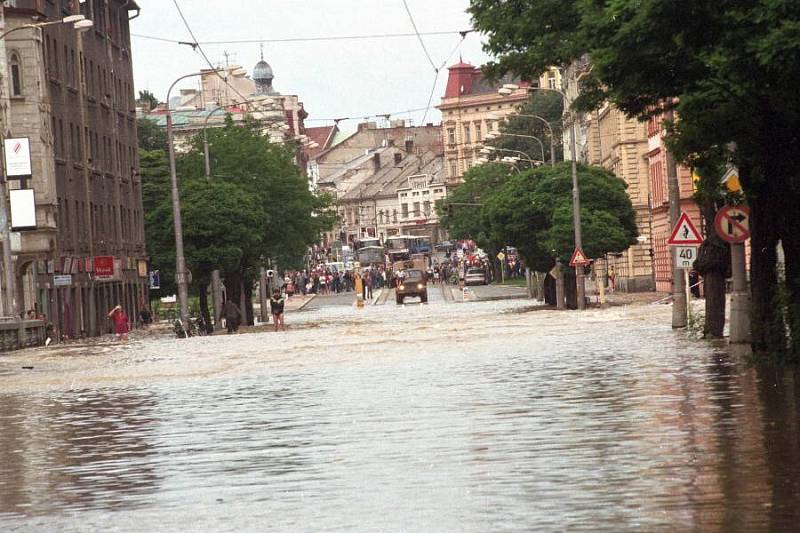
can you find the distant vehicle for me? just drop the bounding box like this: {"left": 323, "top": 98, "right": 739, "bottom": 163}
{"left": 327, "top": 261, "right": 345, "bottom": 273}
{"left": 386, "top": 235, "right": 415, "bottom": 262}
{"left": 357, "top": 237, "right": 381, "bottom": 249}
{"left": 465, "top": 267, "right": 487, "bottom": 286}
{"left": 411, "top": 236, "right": 432, "bottom": 254}
{"left": 357, "top": 245, "right": 384, "bottom": 265}
{"left": 396, "top": 268, "right": 428, "bottom": 304}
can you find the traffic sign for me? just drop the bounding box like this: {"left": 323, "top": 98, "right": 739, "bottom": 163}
{"left": 569, "top": 247, "right": 589, "bottom": 267}
{"left": 715, "top": 205, "right": 750, "bottom": 243}
{"left": 674, "top": 246, "right": 698, "bottom": 269}
{"left": 667, "top": 212, "right": 703, "bottom": 245}
{"left": 497, "top": 252, "right": 506, "bottom": 261}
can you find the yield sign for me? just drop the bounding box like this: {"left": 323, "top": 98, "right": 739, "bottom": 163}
{"left": 667, "top": 212, "right": 703, "bottom": 245}
{"left": 569, "top": 247, "right": 589, "bottom": 267}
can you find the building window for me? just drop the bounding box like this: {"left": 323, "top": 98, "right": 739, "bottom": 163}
{"left": 548, "top": 71, "right": 557, "bottom": 89}
{"left": 449, "top": 161, "right": 458, "bottom": 178}
{"left": 475, "top": 122, "right": 482, "bottom": 141}
{"left": 447, "top": 128, "right": 455, "bottom": 145}
{"left": 463, "top": 123, "right": 471, "bottom": 144}
{"left": 402, "top": 204, "right": 409, "bottom": 218}
{"left": 9, "top": 53, "right": 22, "bottom": 96}
{"left": 423, "top": 201, "right": 431, "bottom": 215}
{"left": 413, "top": 202, "right": 420, "bottom": 216}
{"left": 393, "top": 209, "right": 397, "bottom": 223}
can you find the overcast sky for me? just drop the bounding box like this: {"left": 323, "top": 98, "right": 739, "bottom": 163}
{"left": 130, "top": 0, "right": 492, "bottom": 129}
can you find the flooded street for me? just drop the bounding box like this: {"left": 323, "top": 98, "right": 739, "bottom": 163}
{"left": 1, "top": 296, "right": 799, "bottom": 531}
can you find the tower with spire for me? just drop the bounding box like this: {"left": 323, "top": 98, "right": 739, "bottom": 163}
{"left": 253, "top": 44, "right": 275, "bottom": 95}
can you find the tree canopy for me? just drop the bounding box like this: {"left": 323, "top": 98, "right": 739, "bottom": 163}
{"left": 140, "top": 116, "right": 337, "bottom": 307}
{"left": 440, "top": 162, "right": 638, "bottom": 272}
{"left": 469, "top": 0, "right": 800, "bottom": 358}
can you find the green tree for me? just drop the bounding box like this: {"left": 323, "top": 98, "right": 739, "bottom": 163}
{"left": 137, "top": 117, "right": 167, "bottom": 151}
{"left": 138, "top": 89, "right": 160, "bottom": 110}
{"left": 469, "top": 0, "right": 800, "bottom": 360}
{"left": 491, "top": 91, "right": 564, "bottom": 165}
{"left": 139, "top": 149, "right": 174, "bottom": 294}
{"left": 177, "top": 116, "right": 337, "bottom": 323}
{"left": 482, "top": 163, "right": 638, "bottom": 272}
{"left": 438, "top": 162, "right": 513, "bottom": 259}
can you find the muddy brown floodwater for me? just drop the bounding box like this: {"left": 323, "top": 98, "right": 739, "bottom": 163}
{"left": 1, "top": 297, "right": 798, "bottom": 531}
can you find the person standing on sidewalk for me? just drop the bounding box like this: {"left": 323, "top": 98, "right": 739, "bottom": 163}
{"left": 270, "top": 289, "right": 286, "bottom": 332}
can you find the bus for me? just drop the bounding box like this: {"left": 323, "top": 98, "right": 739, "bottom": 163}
{"left": 357, "top": 246, "right": 385, "bottom": 266}
{"left": 386, "top": 235, "right": 415, "bottom": 262}
{"left": 356, "top": 237, "right": 381, "bottom": 249}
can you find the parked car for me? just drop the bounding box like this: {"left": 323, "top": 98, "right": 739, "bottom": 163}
{"left": 465, "top": 267, "right": 487, "bottom": 286}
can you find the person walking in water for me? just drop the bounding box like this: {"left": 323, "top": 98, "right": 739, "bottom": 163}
{"left": 221, "top": 299, "right": 243, "bottom": 334}
{"left": 108, "top": 304, "right": 130, "bottom": 342}
{"left": 270, "top": 288, "right": 286, "bottom": 332}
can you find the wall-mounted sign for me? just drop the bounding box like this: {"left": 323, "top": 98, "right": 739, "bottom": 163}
{"left": 138, "top": 260, "right": 148, "bottom": 278}
{"left": 53, "top": 274, "right": 72, "bottom": 287}
{"left": 94, "top": 256, "right": 115, "bottom": 279}
{"left": 4, "top": 137, "right": 32, "bottom": 177}
{"left": 9, "top": 188, "right": 36, "bottom": 230}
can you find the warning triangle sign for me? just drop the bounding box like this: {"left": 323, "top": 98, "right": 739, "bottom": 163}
{"left": 667, "top": 212, "right": 703, "bottom": 245}
{"left": 569, "top": 247, "right": 589, "bottom": 266}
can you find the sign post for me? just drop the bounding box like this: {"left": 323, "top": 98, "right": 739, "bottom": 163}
{"left": 715, "top": 205, "right": 751, "bottom": 344}
{"left": 667, "top": 212, "right": 703, "bottom": 327}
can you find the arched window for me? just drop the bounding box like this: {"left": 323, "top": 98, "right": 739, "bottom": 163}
{"left": 9, "top": 53, "right": 22, "bottom": 96}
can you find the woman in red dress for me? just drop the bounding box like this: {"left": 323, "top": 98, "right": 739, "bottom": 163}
{"left": 108, "top": 304, "right": 130, "bottom": 342}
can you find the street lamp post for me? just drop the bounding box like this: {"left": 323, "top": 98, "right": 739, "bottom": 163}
{"left": 489, "top": 111, "right": 557, "bottom": 166}
{"left": 500, "top": 83, "right": 585, "bottom": 309}
{"left": 485, "top": 131, "right": 546, "bottom": 164}
{"left": 165, "top": 71, "right": 221, "bottom": 328}
{"left": 0, "top": 15, "right": 92, "bottom": 317}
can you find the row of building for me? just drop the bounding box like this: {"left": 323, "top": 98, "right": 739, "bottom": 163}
{"left": 0, "top": 0, "right": 146, "bottom": 339}
{"left": 312, "top": 56, "right": 700, "bottom": 294}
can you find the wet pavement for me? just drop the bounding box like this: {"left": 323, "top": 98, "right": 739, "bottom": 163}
{"left": 1, "top": 295, "right": 799, "bottom": 531}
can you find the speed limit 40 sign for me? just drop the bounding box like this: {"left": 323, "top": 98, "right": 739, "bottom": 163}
{"left": 675, "top": 246, "right": 698, "bottom": 269}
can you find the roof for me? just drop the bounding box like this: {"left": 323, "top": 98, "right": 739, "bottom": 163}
{"left": 304, "top": 125, "right": 338, "bottom": 158}
{"left": 339, "top": 150, "right": 443, "bottom": 201}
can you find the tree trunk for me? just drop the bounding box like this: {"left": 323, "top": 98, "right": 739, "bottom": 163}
{"left": 243, "top": 280, "right": 255, "bottom": 326}
{"left": 543, "top": 273, "right": 556, "bottom": 305}
{"left": 779, "top": 204, "right": 800, "bottom": 361}
{"left": 224, "top": 271, "right": 242, "bottom": 312}
{"left": 703, "top": 272, "right": 726, "bottom": 337}
{"left": 694, "top": 200, "right": 729, "bottom": 338}
{"left": 749, "top": 193, "right": 780, "bottom": 358}
{"left": 564, "top": 268, "right": 577, "bottom": 309}
{"left": 197, "top": 284, "right": 213, "bottom": 334}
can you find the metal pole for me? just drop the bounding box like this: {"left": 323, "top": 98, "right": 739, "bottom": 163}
{"left": 665, "top": 110, "right": 687, "bottom": 328}
{"left": 729, "top": 242, "right": 750, "bottom": 343}
{"left": 165, "top": 72, "right": 214, "bottom": 327}
{"left": 203, "top": 127, "right": 211, "bottom": 180}
{"left": 569, "top": 117, "right": 585, "bottom": 310}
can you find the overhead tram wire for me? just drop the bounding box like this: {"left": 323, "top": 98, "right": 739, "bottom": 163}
{"left": 171, "top": 0, "right": 251, "bottom": 105}
{"left": 400, "top": 0, "right": 469, "bottom": 125}
{"left": 130, "top": 30, "right": 473, "bottom": 46}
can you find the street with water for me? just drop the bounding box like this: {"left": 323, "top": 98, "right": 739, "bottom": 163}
{"left": 1, "top": 290, "right": 798, "bottom": 531}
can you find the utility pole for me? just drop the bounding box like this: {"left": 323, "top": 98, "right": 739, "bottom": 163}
{"left": 166, "top": 72, "right": 218, "bottom": 327}
{"left": 665, "top": 110, "right": 687, "bottom": 328}
{"left": 569, "top": 114, "right": 585, "bottom": 310}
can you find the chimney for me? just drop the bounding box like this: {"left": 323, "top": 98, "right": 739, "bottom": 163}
{"left": 373, "top": 152, "right": 381, "bottom": 173}
{"left": 394, "top": 152, "right": 402, "bottom": 165}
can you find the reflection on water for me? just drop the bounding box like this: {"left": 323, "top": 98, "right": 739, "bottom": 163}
{"left": 0, "top": 302, "right": 799, "bottom": 530}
